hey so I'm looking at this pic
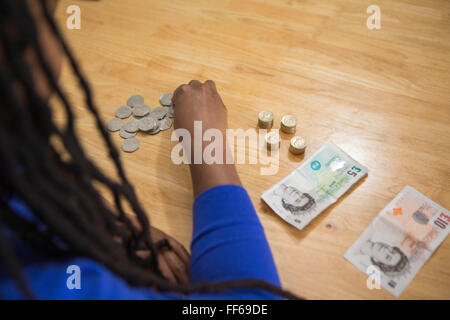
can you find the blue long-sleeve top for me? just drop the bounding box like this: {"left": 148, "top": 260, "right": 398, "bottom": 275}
{"left": 0, "top": 185, "right": 281, "bottom": 299}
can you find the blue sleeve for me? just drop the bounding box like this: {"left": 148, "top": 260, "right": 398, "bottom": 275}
{"left": 187, "top": 185, "right": 281, "bottom": 299}
{"left": 1, "top": 185, "right": 281, "bottom": 299}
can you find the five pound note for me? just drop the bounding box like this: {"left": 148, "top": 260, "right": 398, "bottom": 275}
{"left": 261, "top": 141, "right": 368, "bottom": 230}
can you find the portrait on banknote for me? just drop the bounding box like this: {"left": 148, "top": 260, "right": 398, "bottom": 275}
{"left": 344, "top": 186, "right": 449, "bottom": 296}
{"left": 272, "top": 183, "right": 317, "bottom": 215}
{"left": 262, "top": 141, "right": 368, "bottom": 230}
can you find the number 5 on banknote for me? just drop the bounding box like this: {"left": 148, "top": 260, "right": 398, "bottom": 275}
{"left": 347, "top": 166, "right": 361, "bottom": 177}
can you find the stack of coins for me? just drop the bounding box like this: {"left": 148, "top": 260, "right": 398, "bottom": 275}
{"left": 289, "top": 136, "right": 307, "bottom": 155}
{"left": 265, "top": 131, "right": 281, "bottom": 151}
{"left": 258, "top": 110, "right": 274, "bottom": 129}
{"left": 106, "top": 93, "right": 175, "bottom": 153}
{"left": 258, "top": 111, "right": 305, "bottom": 155}
{"left": 280, "top": 115, "right": 297, "bottom": 134}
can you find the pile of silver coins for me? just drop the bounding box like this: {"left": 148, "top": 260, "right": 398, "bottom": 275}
{"left": 106, "top": 93, "right": 174, "bottom": 153}
{"left": 258, "top": 110, "right": 306, "bottom": 155}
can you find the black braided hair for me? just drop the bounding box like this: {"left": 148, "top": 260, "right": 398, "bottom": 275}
{"left": 0, "top": 0, "right": 302, "bottom": 300}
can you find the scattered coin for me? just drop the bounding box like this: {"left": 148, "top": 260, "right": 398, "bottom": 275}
{"left": 138, "top": 117, "right": 157, "bottom": 132}
{"left": 122, "top": 137, "right": 140, "bottom": 153}
{"left": 289, "top": 136, "right": 306, "bottom": 155}
{"left": 280, "top": 115, "right": 297, "bottom": 134}
{"left": 258, "top": 110, "right": 274, "bottom": 129}
{"left": 109, "top": 93, "right": 176, "bottom": 152}
{"left": 146, "top": 122, "right": 161, "bottom": 135}
{"left": 123, "top": 118, "right": 140, "bottom": 133}
{"left": 106, "top": 118, "right": 123, "bottom": 132}
{"left": 150, "top": 107, "right": 169, "bottom": 120}
{"left": 167, "top": 106, "right": 175, "bottom": 118}
{"left": 159, "top": 117, "right": 173, "bottom": 131}
{"left": 265, "top": 131, "right": 281, "bottom": 151}
{"left": 119, "top": 127, "right": 137, "bottom": 139}
{"left": 115, "top": 105, "right": 132, "bottom": 119}
{"left": 127, "top": 95, "right": 144, "bottom": 107}
{"left": 133, "top": 104, "right": 150, "bottom": 117}
{"left": 160, "top": 93, "right": 173, "bottom": 106}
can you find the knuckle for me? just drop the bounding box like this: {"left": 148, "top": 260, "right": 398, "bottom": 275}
{"left": 205, "top": 80, "right": 215, "bottom": 87}
{"left": 189, "top": 80, "right": 201, "bottom": 87}
{"left": 174, "top": 84, "right": 186, "bottom": 96}
{"left": 175, "top": 84, "right": 189, "bottom": 95}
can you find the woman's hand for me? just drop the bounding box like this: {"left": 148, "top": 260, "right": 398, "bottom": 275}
{"left": 133, "top": 225, "right": 190, "bottom": 285}
{"left": 173, "top": 80, "right": 228, "bottom": 137}
{"left": 172, "top": 80, "right": 241, "bottom": 197}
{"left": 148, "top": 226, "right": 190, "bottom": 285}
{"left": 101, "top": 195, "right": 190, "bottom": 285}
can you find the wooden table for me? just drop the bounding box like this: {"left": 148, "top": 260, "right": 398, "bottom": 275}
{"left": 54, "top": 0, "right": 450, "bottom": 299}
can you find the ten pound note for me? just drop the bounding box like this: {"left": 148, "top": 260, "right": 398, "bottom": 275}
{"left": 344, "top": 186, "right": 450, "bottom": 297}
{"left": 261, "top": 141, "right": 368, "bottom": 230}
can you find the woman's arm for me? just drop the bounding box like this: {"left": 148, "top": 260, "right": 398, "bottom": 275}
{"left": 173, "top": 80, "right": 242, "bottom": 197}
{"left": 173, "top": 81, "right": 281, "bottom": 298}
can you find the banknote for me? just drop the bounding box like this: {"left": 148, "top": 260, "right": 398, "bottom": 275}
{"left": 261, "top": 141, "right": 368, "bottom": 230}
{"left": 344, "top": 186, "right": 450, "bottom": 297}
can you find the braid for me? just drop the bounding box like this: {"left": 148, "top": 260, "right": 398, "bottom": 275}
{"left": 0, "top": 0, "right": 302, "bottom": 300}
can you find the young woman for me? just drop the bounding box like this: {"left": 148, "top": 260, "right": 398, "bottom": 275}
{"left": 0, "top": 0, "right": 298, "bottom": 299}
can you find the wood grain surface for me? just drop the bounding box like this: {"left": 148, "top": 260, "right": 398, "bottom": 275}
{"left": 53, "top": 0, "right": 450, "bottom": 299}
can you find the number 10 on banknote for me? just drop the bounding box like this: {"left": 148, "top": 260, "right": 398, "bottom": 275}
{"left": 261, "top": 141, "right": 368, "bottom": 230}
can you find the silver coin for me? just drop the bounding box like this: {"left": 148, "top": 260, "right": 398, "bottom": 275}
{"left": 150, "top": 107, "right": 169, "bottom": 120}
{"left": 133, "top": 104, "right": 150, "bottom": 117}
{"left": 115, "top": 105, "right": 132, "bottom": 119}
{"left": 123, "top": 118, "right": 140, "bottom": 133}
{"left": 119, "top": 127, "right": 137, "bottom": 139}
{"left": 159, "top": 92, "right": 173, "bottom": 106}
{"left": 146, "top": 121, "right": 161, "bottom": 135}
{"left": 138, "top": 117, "right": 157, "bottom": 132}
{"left": 161, "top": 107, "right": 171, "bottom": 119}
{"left": 159, "top": 117, "right": 173, "bottom": 131}
{"left": 106, "top": 118, "right": 123, "bottom": 132}
{"left": 167, "top": 106, "right": 175, "bottom": 118}
{"left": 121, "top": 137, "right": 140, "bottom": 153}
{"left": 126, "top": 95, "right": 144, "bottom": 107}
